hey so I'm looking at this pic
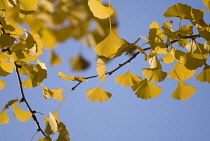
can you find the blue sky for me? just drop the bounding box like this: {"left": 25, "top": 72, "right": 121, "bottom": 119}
{"left": 1, "top": 0, "right": 210, "bottom": 141}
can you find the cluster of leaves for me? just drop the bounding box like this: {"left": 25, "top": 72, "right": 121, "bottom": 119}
{"left": 0, "top": 0, "right": 210, "bottom": 140}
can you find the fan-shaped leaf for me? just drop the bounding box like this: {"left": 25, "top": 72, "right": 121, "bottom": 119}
{"left": 56, "top": 122, "right": 70, "bottom": 141}
{"left": 88, "top": 0, "right": 114, "bottom": 19}
{"left": 196, "top": 64, "right": 210, "bottom": 83}
{"left": 13, "top": 102, "right": 32, "bottom": 122}
{"left": 70, "top": 55, "right": 89, "bottom": 71}
{"left": 131, "top": 79, "right": 162, "bottom": 99}
{"left": 96, "top": 58, "right": 106, "bottom": 82}
{"left": 0, "top": 33, "right": 15, "bottom": 49}
{"left": 202, "top": 0, "right": 210, "bottom": 12}
{"left": 86, "top": 87, "right": 112, "bottom": 102}
{"left": 142, "top": 68, "right": 167, "bottom": 83}
{"left": 42, "top": 85, "right": 63, "bottom": 101}
{"left": 58, "top": 71, "right": 87, "bottom": 82}
{"left": 168, "top": 63, "right": 195, "bottom": 80}
{"left": 171, "top": 80, "right": 196, "bottom": 100}
{"left": 1, "top": 99, "right": 19, "bottom": 111}
{"left": 50, "top": 50, "right": 62, "bottom": 66}
{"left": 114, "top": 71, "right": 141, "bottom": 87}
{"left": 94, "top": 29, "right": 129, "bottom": 58}
{"left": 0, "top": 62, "right": 14, "bottom": 76}
{"left": 20, "top": 0, "right": 40, "bottom": 16}
{"left": 0, "top": 111, "right": 9, "bottom": 124}
{"left": 163, "top": 3, "right": 191, "bottom": 20}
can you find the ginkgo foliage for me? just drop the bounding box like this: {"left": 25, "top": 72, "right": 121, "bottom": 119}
{"left": 0, "top": 0, "right": 210, "bottom": 141}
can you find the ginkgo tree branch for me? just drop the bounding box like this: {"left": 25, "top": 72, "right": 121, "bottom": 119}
{"left": 67, "top": 33, "right": 201, "bottom": 94}
{"left": 14, "top": 63, "right": 46, "bottom": 136}
{"left": 0, "top": 26, "right": 46, "bottom": 136}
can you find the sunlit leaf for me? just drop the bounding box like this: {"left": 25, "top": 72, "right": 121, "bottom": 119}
{"left": 114, "top": 71, "right": 141, "bottom": 87}
{"left": 56, "top": 122, "right": 70, "bottom": 141}
{"left": 163, "top": 3, "right": 191, "bottom": 20}
{"left": 19, "top": 0, "right": 40, "bottom": 16}
{"left": 161, "top": 48, "right": 175, "bottom": 64}
{"left": 171, "top": 80, "right": 196, "bottom": 100}
{"left": 38, "top": 136, "right": 52, "bottom": 141}
{"left": 50, "top": 50, "right": 62, "bottom": 66}
{"left": 88, "top": 0, "right": 114, "bottom": 19}
{"left": 96, "top": 58, "right": 106, "bottom": 82}
{"left": 70, "top": 55, "right": 89, "bottom": 71}
{"left": 42, "top": 85, "right": 63, "bottom": 101}
{"left": 204, "top": 40, "right": 210, "bottom": 53}
{"left": 0, "top": 111, "right": 9, "bottom": 124}
{"left": 86, "top": 87, "right": 112, "bottom": 102}
{"left": 202, "top": 0, "right": 210, "bottom": 12}
{"left": 176, "top": 25, "right": 193, "bottom": 37}
{"left": 0, "top": 80, "right": 6, "bottom": 90}
{"left": 0, "top": 62, "right": 14, "bottom": 76}
{"left": 48, "top": 112, "right": 57, "bottom": 134}
{"left": 44, "top": 121, "right": 53, "bottom": 135}
{"left": 142, "top": 68, "right": 167, "bottom": 83}
{"left": 185, "top": 41, "right": 209, "bottom": 54}
{"left": 131, "top": 79, "right": 162, "bottom": 99}
{"left": 168, "top": 63, "right": 195, "bottom": 80}
{"left": 13, "top": 102, "right": 32, "bottom": 122}
{"left": 44, "top": 110, "right": 60, "bottom": 123}
{"left": 149, "top": 22, "right": 167, "bottom": 54}
{"left": 40, "top": 28, "right": 57, "bottom": 49}
{"left": 94, "top": 29, "right": 129, "bottom": 58}
{"left": 58, "top": 71, "right": 87, "bottom": 82}
{"left": 1, "top": 99, "right": 19, "bottom": 111}
{"left": 196, "top": 64, "right": 210, "bottom": 83}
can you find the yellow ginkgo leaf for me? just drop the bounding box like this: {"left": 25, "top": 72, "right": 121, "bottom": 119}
{"left": 161, "top": 52, "right": 175, "bottom": 64}
{"left": 44, "top": 111, "right": 60, "bottom": 123}
{"left": 168, "top": 63, "right": 195, "bottom": 80}
{"left": 163, "top": 3, "right": 191, "bottom": 20}
{"left": 202, "top": 0, "right": 210, "bottom": 12}
{"left": 88, "top": 0, "right": 114, "bottom": 19}
{"left": 20, "top": 0, "right": 40, "bottom": 15}
{"left": 57, "top": 122, "right": 70, "bottom": 141}
{"left": 13, "top": 102, "right": 32, "bottom": 122}
{"left": 86, "top": 87, "right": 112, "bottom": 102}
{"left": 0, "top": 80, "right": 6, "bottom": 90}
{"left": 142, "top": 68, "right": 167, "bottom": 83}
{"left": 42, "top": 85, "right": 63, "bottom": 101}
{"left": 0, "top": 62, "right": 14, "bottom": 76}
{"left": 38, "top": 136, "right": 52, "bottom": 141}
{"left": 131, "top": 79, "right": 162, "bottom": 99}
{"left": 94, "top": 30, "right": 129, "bottom": 58}
{"left": 96, "top": 58, "right": 106, "bottom": 82}
{"left": 171, "top": 80, "right": 196, "bottom": 100}
{"left": 149, "top": 21, "right": 167, "bottom": 54}
{"left": 50, "top": 50, "right": 62, "bottom": 66}
{"left": 58, "top": 71, "right": 87, "bottom": 82}
{"left": 0, "top": 111, "right": 9, "bottom": 124}
{"left": 48, "top": 112, "right": 57, "bottom": 134}
{"left": 114, "top": 71, "right": 141, "bottom": 87}
{"left": 196, "top": 64, "right": 210, "bottom": 83}
{"left": 70, "top": 55, "right": 90, "bottom": 71}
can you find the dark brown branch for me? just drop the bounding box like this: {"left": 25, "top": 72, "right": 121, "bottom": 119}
{"left": 14, "top": 63, "right": 46, "bottom": 136}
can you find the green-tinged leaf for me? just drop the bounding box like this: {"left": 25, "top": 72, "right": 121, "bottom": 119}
{"left": 56, "top": 122, "right": 70, "bottom": 141}
{"left": 50, "top": 50, "right": 62, "bottom": 66}
{"left": 184, "top": 52, "right": 206, "bottom": 70}
{"left": 0, "top": 33, "right": 15, "bottom": 49}
{"left": 171, "top": 80, "right": 196, "bottom": 100}
{"left": 202, "top": 0, "right": 210, "bottom": 12}
{"left": 44, "top": 121, "right": 53, "bottom": 135}
{"left": 176, "top": 25, "right": 193, "bottom": 37}
{"left": 42, "top": 85, "right": 62, "bottom": 101}
{"left": 22, "top": 61, "right": 47, "bottom": 88}
{"left": 149, "top": 22, "right": 167, "bottom": 54}
{"left": 142, "top": 68, "right": 167, "bottom": 83}
{"left": 0, "top": 80, "right": 6, "bottom": 90}
{"left": 131, "top": 79, "right": 162, "bottom": 99}
{"left": 58, "top": 71, "right": 87, "bottom": 82}
{"left": 88, "top": 0, "right": 114, "bottom": 19}
{"left": 168, "top": 63, "right": 196, "bottom": 80}
{"left": 70, "top": 55, "right": 89, "bottom": 71}
{"left": 48, "top": 112, "right": 57, "bottom": 134}
{"left": 96, "top": 58, "right": 106, "bottom": 82}
{"left": 13, "top": 102, "right": 32, "bottom": 122}
{"left": 114, "top": 71, "right": 141, "bottom": 87}
{"left": 0, "top": 62, "right": 14, "bottom": 76}
{"left": 0, "top": 111, "right": 9, "bottom": 124}
{"left": 94, "top": 29, "right": 129, "bottom": 58}
{"left": 38, "top": 136, "right": 52, "bottom": 141}
{"left": 196, "top": 64, "right": 210, "bottom": 83}
{"left": 86, "top": 87, "right": 112, "bottom": 102}
{"left": 185, "top": 41, "right": 209, "bottom": 54}
{"left": 1, "top": 99, "right": 19, "bottom": 111}
{"left": 163, "top": 3, "right": 191, "bottom": 20}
